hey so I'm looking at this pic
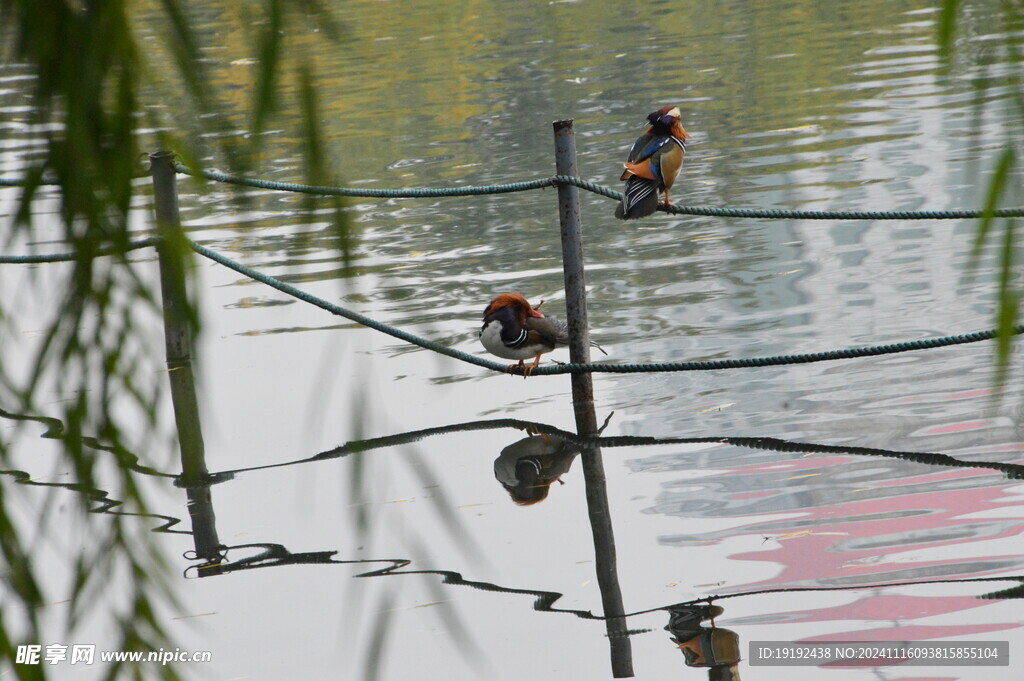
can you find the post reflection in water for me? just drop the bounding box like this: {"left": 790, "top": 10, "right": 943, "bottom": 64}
{"left": 7, "top": 393, "right": 1021, "bottom": 677}
{"left": 8, "top": 378, "right": 1024, "bottom": 677}
{"left": 149, "top": 388, "right": 1024, "bottom": 677}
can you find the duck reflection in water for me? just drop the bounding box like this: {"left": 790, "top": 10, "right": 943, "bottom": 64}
{"left": 665, "top": 603, "right": 742, "bottom": 681}
{"left": 493, "top": 428, "right": 579, "bottom": 505}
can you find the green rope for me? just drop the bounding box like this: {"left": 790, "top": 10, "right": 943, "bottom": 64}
{"left": 3, "top": 237, "right": 1021, "bottom": 375}
{"left": 0, "top": 237, "right": 162, "bottom": 264}
{"left": 6, "top": 166, "right": 1024, "bottom": 219}
{"left": 654, "top": 199, "right": 1024, "bottom": 221}
{"left": 171, "top": 164, "right": 1024, "bottom": 220}
{"left": 0, "top": 176, "right": 118, "bottom": 187}
{"left": 527, "top": 326, "right": 1024, "bottom": 375}
{"left": 185, "top": 239, "right": 512, "bottom": 373}
{"left": 175, "top": 163, "right": 558, "bottom": 197}
{"left": 184, "top": 239, "right": 1023, "bottom": 376}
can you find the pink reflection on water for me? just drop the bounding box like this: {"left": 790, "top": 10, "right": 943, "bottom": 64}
{"left": 729, "top": 467, "right": 1021, "bottom": 586}
{"left": 715, "top": 458, "right": 1024, "bottom": 653}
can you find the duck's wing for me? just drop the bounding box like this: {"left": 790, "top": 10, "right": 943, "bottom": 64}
{"left": 524, "top": 314, "right": 569, "bottom": 348}
{"left": 654, "top": 137, "right": 685, "bottom": 190}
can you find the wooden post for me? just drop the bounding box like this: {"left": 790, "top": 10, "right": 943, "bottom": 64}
{"left": 150, "top": 151, "right": 222, "bottom": 570}
{"left": 552, "top": 120, "right": 597, "bottom": 432}
{"left": 552, "top": 122, "right": 633, "bottom": 677}
{"left": 150, "top": 151, "right": 194, "bottom": 374}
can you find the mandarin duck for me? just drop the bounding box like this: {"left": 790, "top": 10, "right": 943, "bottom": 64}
{"left": 493, "top": 433, "right": 578, "bottom": 505}
{"left": 615, "top": 106, "right": 690, "bottom": 220}
{"left": 480, "top": 293, "right": 605, "bottom": 378}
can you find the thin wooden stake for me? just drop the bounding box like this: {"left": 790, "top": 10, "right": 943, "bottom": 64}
{"left": 150, "top": 151, "right": 222, "bottom": 571}
{"left": 552, "top": 119, "right": 597, "bottom": 431}
{"left": 553, "top": 122, "right": 634, "bottom": 677}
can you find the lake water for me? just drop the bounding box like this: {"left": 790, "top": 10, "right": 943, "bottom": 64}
{"left": 2, "top": 0, "right": 1024, "bottom": 679}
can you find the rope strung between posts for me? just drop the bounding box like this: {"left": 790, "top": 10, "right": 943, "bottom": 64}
{"left": 188, "top": 239, "right": 1024, "bottom": 375}
{"left": 174, "top": 163, "right": 560, "bottom": 198}
{"left": 0, "top": 237, "right": 162, "bottom": 264}
{"left": 2, "top": 237, "right": 1022, "bottom": 374}
{"left": 171, "top": 164, "right": 1024, "bottom": 221}
{"left": 5, "top": 166, "right": 1024, "bottom": 219}
{"left": 185, "top": 239, "right": 511, "bottom": 372}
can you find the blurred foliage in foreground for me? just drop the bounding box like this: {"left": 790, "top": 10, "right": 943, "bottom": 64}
{"left": 0, "top": 1, "right": 347, "bottom": 679}
{"left": 0, "top": 1, "right": 1021, "bottom": 680}
{"left": 940, "top": 0, "right": 1023, "bottom": 390}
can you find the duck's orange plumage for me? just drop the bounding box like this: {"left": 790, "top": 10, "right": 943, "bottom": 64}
{"left": 479, "top": 293, "right": 606, "bottom": 378}
{"left": 480, "top": 293, "right": 562, "bottom": 378}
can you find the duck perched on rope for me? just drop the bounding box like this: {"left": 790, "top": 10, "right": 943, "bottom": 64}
{"left": 480, "top": 293, "right": 606, "bottom": 378}
{"left": 615, "top": 106, "right": 690, "bottom": 220}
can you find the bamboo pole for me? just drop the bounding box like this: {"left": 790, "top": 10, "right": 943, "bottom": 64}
{"left": 150, "top": 151, "right": 222, "bottom": 572}
{"left": 552, "top": 120, "right": 597, "bottom": 430}
{"left": 552, "top": 122, "right": 633, "bottom": 677}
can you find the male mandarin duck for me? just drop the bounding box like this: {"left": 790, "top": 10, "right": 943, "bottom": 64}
{"left": 615, "top": 105, "right": 690, "bottom": 220}
{"left": 493, "top": 431, "right": 578, "bottom": 505}
{"left": 479, "top": 293, "right": 605, "bottom": 378}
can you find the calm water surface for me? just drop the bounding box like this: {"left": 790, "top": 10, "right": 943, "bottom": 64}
{"left": 2, "top": 0, "right": 1024, "bottom": 679}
